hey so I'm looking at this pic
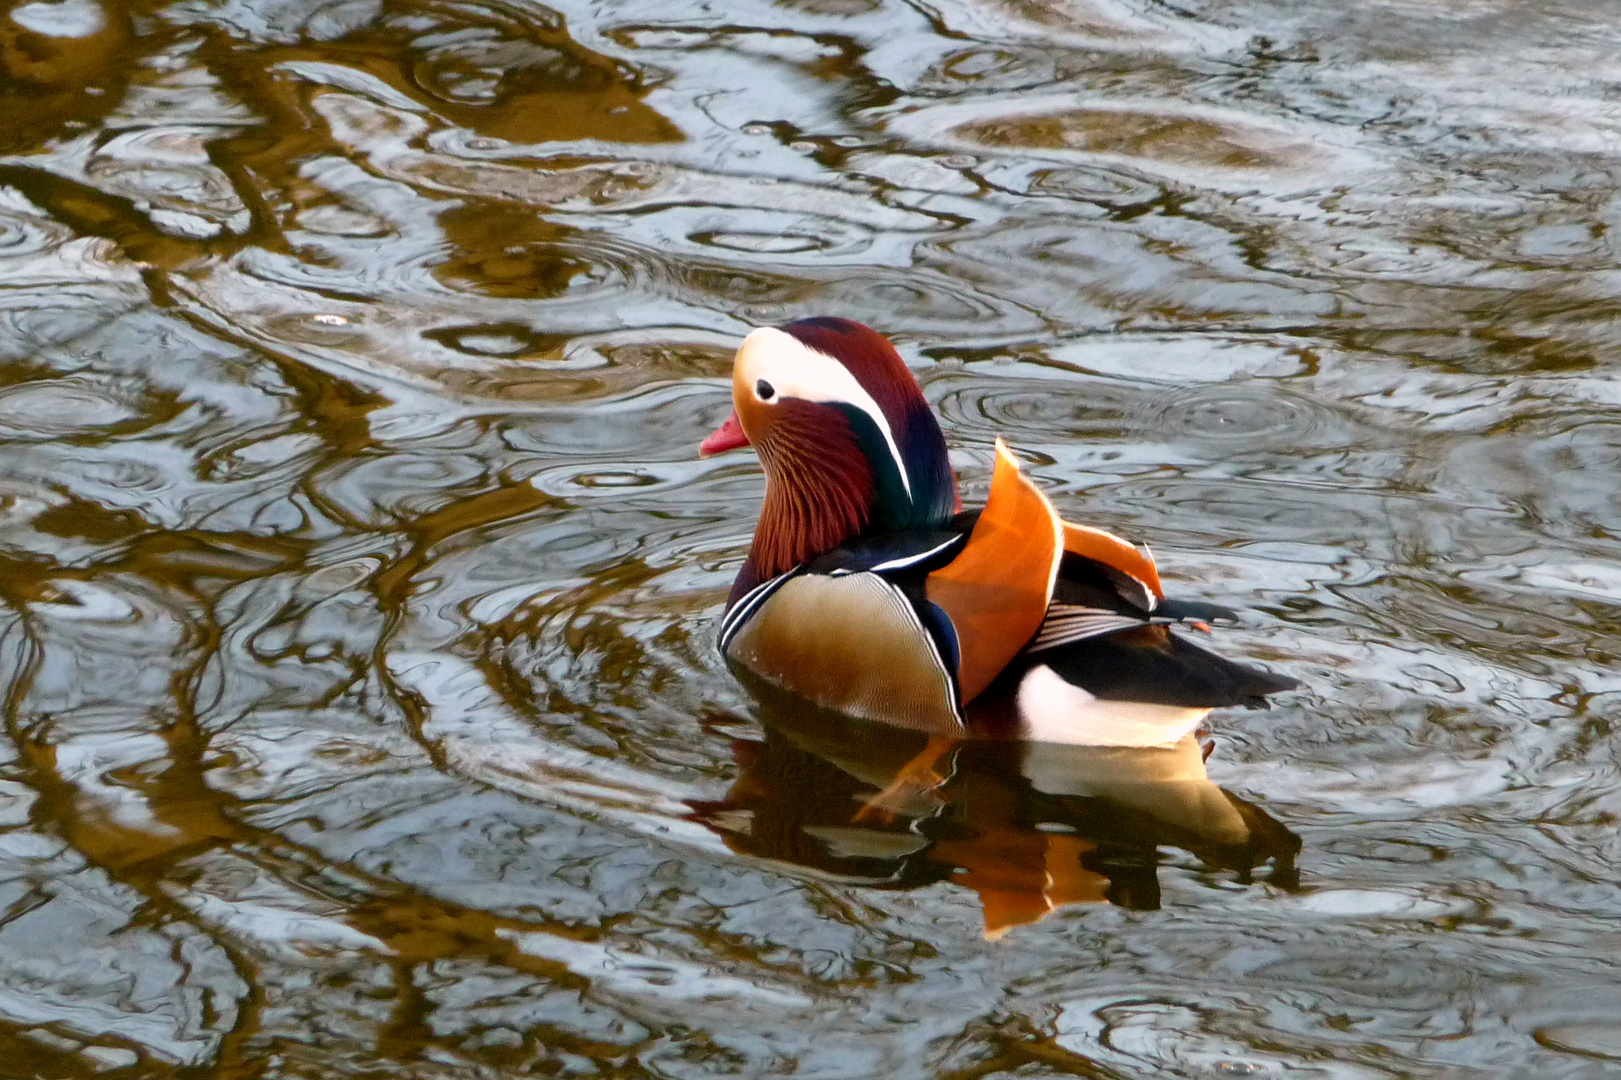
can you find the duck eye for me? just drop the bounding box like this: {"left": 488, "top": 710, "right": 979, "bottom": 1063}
{"left": 756, "top": 379, "right": 776, "bottom": 401}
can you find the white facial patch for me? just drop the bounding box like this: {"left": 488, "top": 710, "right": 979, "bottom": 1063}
{"left": 736, "top": 327, "right": 912, "bottom": 500}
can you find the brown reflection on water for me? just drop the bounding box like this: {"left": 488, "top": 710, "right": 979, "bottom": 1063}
{"left": 694, "top": 690, "right": 1299, "bottom": 939}
{"left": 952, "top": 108, "right": 1307, "bottom": 172}
{"left": 228, "top": 8, "right": 681, "bottom": 147}
{"left": 435, "top": 203, "right": 590, "bottom": 300}
{"left": 0, "top": 0, "right": 133, "bottom": 152}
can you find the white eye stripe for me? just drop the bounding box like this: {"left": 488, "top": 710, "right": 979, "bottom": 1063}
{"left": 737, "top": 327, "right": 912, "bottom": 501}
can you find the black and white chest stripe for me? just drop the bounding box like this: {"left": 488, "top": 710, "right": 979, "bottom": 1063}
{"left": 718, "top": 570, "right": 798, "bottom": 655}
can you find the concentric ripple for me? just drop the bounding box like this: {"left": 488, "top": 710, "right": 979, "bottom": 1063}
{"left": 1134, "top": 382, "right": 1358, "bottom": 454}
{"left": 0, "top": 375, "right": 146, "bottom": 440}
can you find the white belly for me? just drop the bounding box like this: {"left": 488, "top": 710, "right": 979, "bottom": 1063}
{"left": 1014, "top": 663, "right": 1210, "bottom": 748}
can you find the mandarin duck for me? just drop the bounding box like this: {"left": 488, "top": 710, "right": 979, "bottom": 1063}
{"left": 701, "top": 317, "right": 1297, "bottom": 749}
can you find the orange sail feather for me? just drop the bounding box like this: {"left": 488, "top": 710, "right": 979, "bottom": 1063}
{"left": 1061, "top": 521, "right": 1163, "bottom": 602}
{"left": 926, "top": 440, "right": 1064, "bottom": 704}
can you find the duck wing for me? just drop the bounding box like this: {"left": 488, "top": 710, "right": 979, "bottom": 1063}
{"left": 918, "top": 441, "right": 1293, "bottom": 716}
{"left": 1030, "top": 550, "right": 1241, "bottom": 653}
{"left": 921, "top": 440, "right": 1228, "bottom": 701}
{"left": 1035, "top": 626, "right": 1298, "bottom": 709}
{"left": 925, "top": 440, "right": 1065, "bottom": 704}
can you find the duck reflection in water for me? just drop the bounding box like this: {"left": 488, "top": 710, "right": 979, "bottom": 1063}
{"left": 692, "top": 682, "right": 1300, "bottom": 940}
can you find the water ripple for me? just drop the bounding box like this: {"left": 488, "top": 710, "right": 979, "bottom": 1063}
{"left": 0, "top": 375, "right": 146, "bottom": 440}
{"left": 1134, "top": 383, "right": 1357, "bottom": 453}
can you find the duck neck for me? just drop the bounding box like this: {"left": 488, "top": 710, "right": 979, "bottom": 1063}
{"left": 727, "top": 397, "right": 960, "bottom": 610}
{"left": 745, "top": 400, "right": 876, "bottom": 584}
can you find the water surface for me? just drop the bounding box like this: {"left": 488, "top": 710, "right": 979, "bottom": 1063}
{"left": 4, "top": 0, "right": 1621, "bottom": 1075}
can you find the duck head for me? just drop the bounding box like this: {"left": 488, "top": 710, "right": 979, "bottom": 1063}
{"left": 702, "top": 317, "right": 959, "bottom": 591}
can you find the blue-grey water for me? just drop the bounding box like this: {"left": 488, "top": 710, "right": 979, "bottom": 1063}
{"left": 3, "top": 0, "right": 1621, "bottom": 1075}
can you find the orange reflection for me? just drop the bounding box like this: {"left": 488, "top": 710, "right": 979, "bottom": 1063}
{"left": 694, "top": 681, "right": 1299, "bottom": 938}
{"left": 932, "top": 829, "right": 1110, "bottom": 940}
